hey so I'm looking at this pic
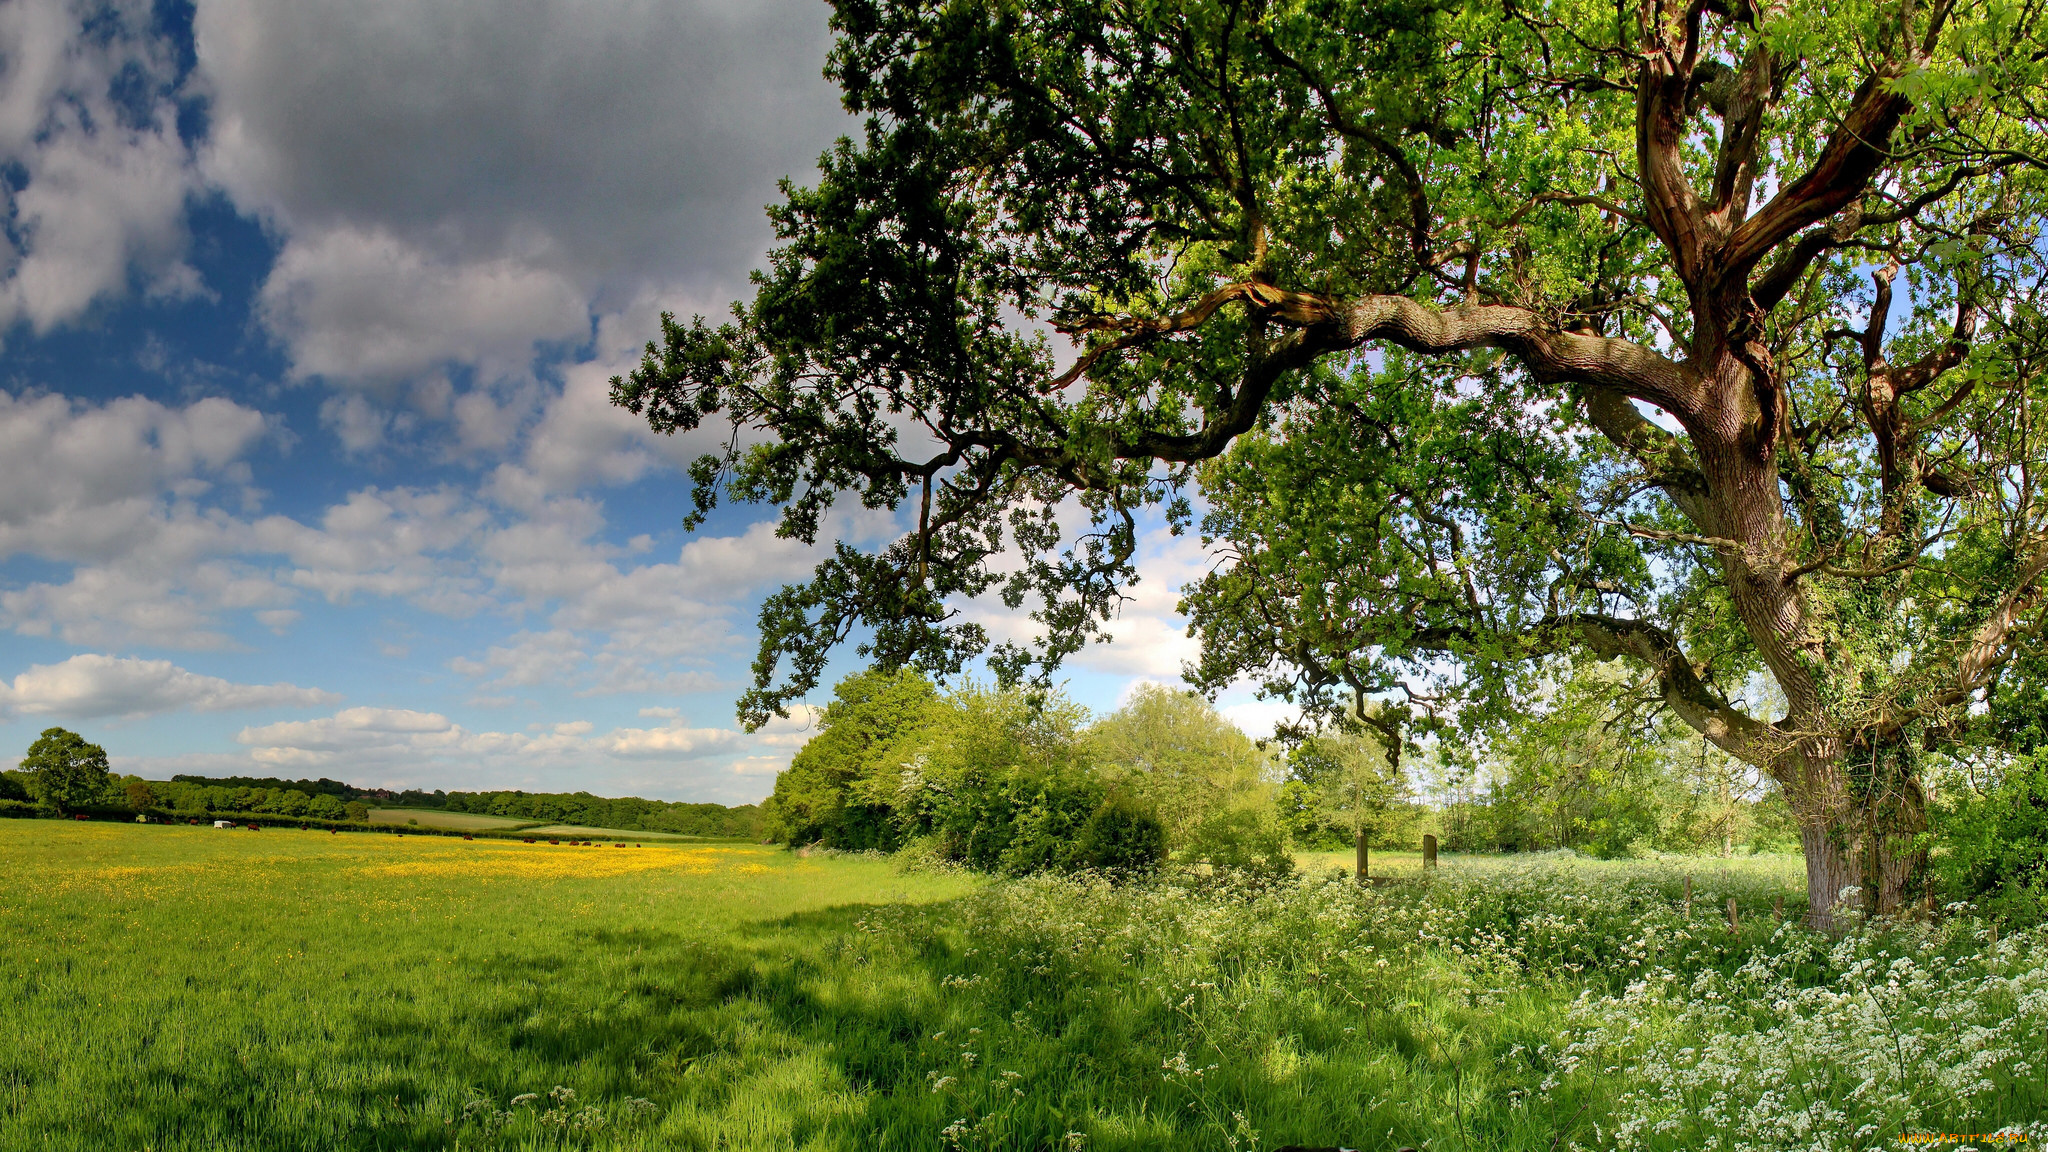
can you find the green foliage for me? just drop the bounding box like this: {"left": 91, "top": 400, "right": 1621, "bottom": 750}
{"left": 763, "top": 667, "right": 938, "bottom": 848}
{"left": 1070, "top": 795, "right": 1169, "bottom": 874}
{"left": 440, "top": 790, "right": 760, "bottom": 839}
{"left": 1284, "top": 724, "right": 1411, "bottom": 851}
{"left": 903, "top": 682, "right": 1109, "bottom": 876}
{"left": 761, "top": 670, "right": 1176, "bottom": 878}
{"left": 1423, "top": 666, "right": 1798, "bottom": 859}
{"left": 343, "top": 800, "right": 369, "bottom": 822}
{"left": 1933, "top": 756, "right": 2048, "bottom": 922}
{"left": 1086, "top": 684, "right": 1272, "bottom": 840}
{"left": 20, "top": 728, "right": 111, "bottom": 814}
{"left": 0, "top": 769, "right": 30, "bottom": 803}
{"left": 1176, "top": 808, "right": 1296, "bottom": 883}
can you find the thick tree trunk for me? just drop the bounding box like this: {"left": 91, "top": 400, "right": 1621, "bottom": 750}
{"left": 1788, "top": 754, "right": 1929, "bottom": 929}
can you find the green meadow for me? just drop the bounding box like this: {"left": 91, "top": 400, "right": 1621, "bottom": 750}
{"left": 363, "top": 809, "right": 543, "bottom": 832}
{"left": 4, "top": 821, "right": 2044, "bottom": 1151}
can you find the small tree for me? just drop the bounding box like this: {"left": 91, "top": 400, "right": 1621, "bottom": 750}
{"left": 1087, "top": 684, "right": 1272, "bottom": 841}
{"left": 343, "top": 800, "right": 369, "bottom": 822}
{"left": 1290, "top": 728, "right": 1407, "bottom": 879}
{"left": 123, "top": 779, "right": 156, "bottom": 812}
{"left": 21, "top": 728, "right": 111, "bottom": 815}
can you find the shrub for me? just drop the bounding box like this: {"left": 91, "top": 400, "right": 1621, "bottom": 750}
{"left": 1071, "top": 796, "right": 1168, "bottom": 875}
{"left": 1934, "top": 755, "right": 2048, "bottom": 923}
{"left": 1175, "top": 808, "right": 1295, "bottom": 882}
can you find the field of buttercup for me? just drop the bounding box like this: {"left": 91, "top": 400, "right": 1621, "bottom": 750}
{"left": 4, "top": 822, "right": 2045, "bottom": 1151}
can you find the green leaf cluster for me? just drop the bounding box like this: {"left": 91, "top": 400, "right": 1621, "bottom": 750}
{"left": 19, "top": 728, "right": 111, "bottom": 816}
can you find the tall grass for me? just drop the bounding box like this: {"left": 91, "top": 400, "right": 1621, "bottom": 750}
{"left": 2, "top": 824, "right": 2041, "bottom": 1150}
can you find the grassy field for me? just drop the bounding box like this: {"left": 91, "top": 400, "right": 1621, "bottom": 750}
{"left": 365, "top": 808, "right": 542, "bottom": 831}
{"left": 3, "top": 824, "right": 2042, "bottom": 1151}
{"left": 522, "top": 824, "right": 699, "bottom": 841}
{"left": 363, "top": 809, "right": 706, "bottom": 841}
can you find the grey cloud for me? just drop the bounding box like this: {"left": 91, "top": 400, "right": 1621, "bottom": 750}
{"left": 198, "top": 0, "right": 851, "bottom": 382}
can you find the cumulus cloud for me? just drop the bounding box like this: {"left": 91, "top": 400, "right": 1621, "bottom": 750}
{"left": 0, "top": 390, "right": 296, "bottom": 648}
{"left": 602, "top": 723, "right": 747, "bottom": 760}
{"left": 0, "top": 391, "right": 268, "bottom": 563}
{"left": 0, "top": 0, "right": 202, "bottom": 333}
{"left": 0, "top": 653, "right": 339, "bottom": 720}
{"left": 197, "top": 0, "right": 849, "bottom": 388}
{"left": 257, "top": 227, "right": 588, "bottom": 384}
{"left": 228, "top": 704, "right": 817, "bottom": 802}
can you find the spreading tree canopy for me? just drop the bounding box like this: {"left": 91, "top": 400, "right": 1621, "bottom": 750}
{"left": 615, "top": 0, "right": 2048, "bottom": 924}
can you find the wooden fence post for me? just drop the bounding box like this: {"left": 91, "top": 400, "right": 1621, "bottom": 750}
{"left": 1726, "top": 897, "right": 1739, "bottom": 933}
{"left": 1422, "top": 834, "right": 1437, "bottom": 870}
{"left": 1683, "top": 875, "right": 1693, "bottom": 919}
{"left": 1772, "top": 896, "right": 1784, "bottom": 923}
{"left": 1355, "top": 827, "right": 1368, "bottom": 882}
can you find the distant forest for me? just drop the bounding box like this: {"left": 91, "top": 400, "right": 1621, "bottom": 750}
{"left": 155, "top": 774, "right": 761, "bottom": 838}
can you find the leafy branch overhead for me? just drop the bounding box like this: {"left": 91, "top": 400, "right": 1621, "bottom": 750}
{"left": 614, "top": 0, "right": 2048, "bottom": 918}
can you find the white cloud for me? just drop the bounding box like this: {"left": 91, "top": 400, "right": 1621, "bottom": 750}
{"left": 1, "top": 553, "right": 292, "bottom": 650}
{"left": 602, "top": 723, "right": 746, "bottom": 760}
{"left": 226, "top": 703, "right": 815, "bottom": 803}
{"left": 254, "top": 486, "right": 490, "bottom": 612}
{"left": 0, "top": 653, "right": 339, "bottom": 719}
{"left": 0, "top": 0, "right": 201, "bottom": 333}
{"left": 257, "top": 227, "right": 588, "bottom": 384}
{"left": 1217, "top": 699, "right": 1301, "bottom": 743}
{"left": 0, "top": 391, "right": 268, "bottom": 563}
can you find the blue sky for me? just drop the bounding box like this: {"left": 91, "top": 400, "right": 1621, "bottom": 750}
{"left": 0, "top": 0, "right": 1289, "bottom": 803}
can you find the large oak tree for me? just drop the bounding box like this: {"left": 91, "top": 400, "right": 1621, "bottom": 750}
{"left": 615, "top": 0, "right": 2048, "bottom": 926}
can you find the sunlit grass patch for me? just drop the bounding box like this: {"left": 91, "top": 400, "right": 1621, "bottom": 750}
{"left": 523, "top": 823, "right": 702, "bottom": 840}
{"left": 3, "top": 822, "right": 2040, "bottom": 1151}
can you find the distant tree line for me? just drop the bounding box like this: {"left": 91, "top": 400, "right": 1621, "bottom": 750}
{"left": 2, "top": 731, "right": 761, "bottom": 837}
{"left": 437, "top": 791, "right": 761, "bottom": 838}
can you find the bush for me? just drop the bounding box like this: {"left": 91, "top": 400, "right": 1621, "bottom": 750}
{"left": 1934, "top": 755, "right": 2048, "bottom": 922}
{"left": 1071, "top": 796, "right": 1168, "bottom": 875}
{"left": 1176, "top": 808, "right": 1295, "bottom": 883}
